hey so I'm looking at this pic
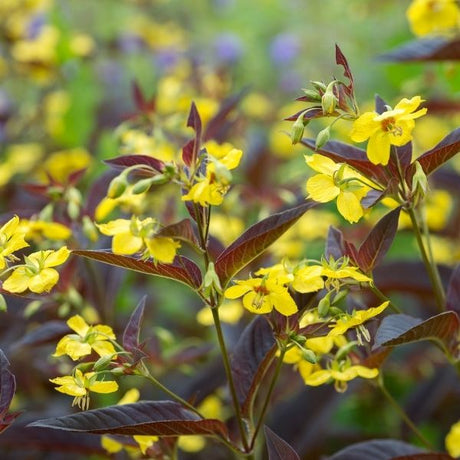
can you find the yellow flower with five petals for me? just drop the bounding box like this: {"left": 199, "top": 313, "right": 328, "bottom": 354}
{"left": 0, "top": 215, "right": 29, "bottom": 270}
{"left": 350, "top": 96, "right": 427, "bottom": 166}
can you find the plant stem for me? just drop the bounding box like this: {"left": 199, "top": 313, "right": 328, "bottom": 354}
{"left": 211, "top": 307, "right": 250, "bottom": 453}
{"left": 249, "top": 348, "right": 285, "bottom": 451}
{"left": 369, "top": 285, "right": 401, "bottom": 314}
{"left": 407, "top": 207, "right": 445, "bottom": 312}
{"left": 378, "top": 376, "right": 433, "bottom": 450}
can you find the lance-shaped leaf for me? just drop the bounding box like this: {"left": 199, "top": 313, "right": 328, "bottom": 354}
{"left": 0, "top": 349, "right": 20, "bottom": 433}
{"left": 379, "top": 37, "right": 460, "bottom": 62}
{"left": 335, "top": 44, "right": 354, "bottom": 96}
{"left": 285, "top": 107, "right": 327, "bottom": 122}
{"left": 123, "top": 296, "right": 146, "bottom": 357}
{"left": 11, "top": 321, "right": 69, "bottom": 349}
{"left": 373, "top": 312, "right": 460, "bottom": 355}
{"left": 215, "top": 201, "right": 316, "bottom": 286}
{"left": 231, "top": 316, "right": 276, "bottom": 416}
{"left": 73, "top": 250, "right": 202, "bottom": 290}
{"left": 325, "top": 226, "right": 346, "bottom": 260}
{"left": 301, "top": 139, "right": 388, "bottom": 186}
{"left": 447, "top": 264, "right": 460, "bottom": 314}
{"left": 157, "top": 218, "right": 199, "bottom": 248}
{"left": 264, "top": 426, "right": 300, "bottom": 460}
{"left": 104, "top": 155, "right": 165, "bottom": 175}
{"left": 409, "top": 128, "right": 460, "bottom": 178}
{"left": 327, "top": 439, "right": 426, "bottom": 460}
{"left": 357, "top": 207, "right": 401, "bottom": 273}
{"left": 182, "top": 102, "right": 202, "bottom": 167}
{"left": 28, "top": 401, "right": 229, "bottom": 439}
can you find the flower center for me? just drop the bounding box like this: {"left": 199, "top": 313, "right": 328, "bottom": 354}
{"left": 380, "top": 117, "right": 402, "bottom": 136}
{"left": 252, "top": 284, "right": 270, "bottom": 309}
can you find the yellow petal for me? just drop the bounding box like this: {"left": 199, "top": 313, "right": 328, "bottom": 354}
{"left": 0, "top": 215, "right": 19, "bottom": 237}
{"left": 350, "top": 112, "right": 379, "bottom": 142}
{"left": 305, "top": 154, "right": 337, "bottom": 175}
{"left": 336, "top": 191, "right": 363, "bottom": 223}
{"left": 97, "top": 219, "right": 131, "bottom": 236}
{"left": 146, "top": 237, "right": 180, "bottom": 264}
{"left": 2, "top": 268, "right": 30, "bottom": 293}
{"left": 445, "top": 420, "right": 460, "bottom": 458}
{"left": 303, "top": 369, "right": 332, "bottom": 386}
{"left": 221, "top": 148, "right": 243, "bottom": 170}
{"left": 306, "top": 174, "right": 340, "bottom": 203}
{"left": 44, "top": 246, "right": 70, "bottom": 267}
{"left": 242, "top": 291, "right": 273, "bottom": 314}
{"left": 67, "top": 315, "right": 90, "bottom": 336}
{"left": 28, "top": 268, "right": 59, "bottom": 293}
{"left": 118, "top": 388, "right": 140, "bottom": 405}
{"left": 112, "top": 233, "right": 143, "bottom": 255}
{"left": 88, "top": 380, "right": 119, "bottom": 394}
{"left": 270, "top": 291, "right": 298, "bottom": 316}
{"left": 394, "top": 96, "right": 423, "bottom": 114}
{"left": 91, "top": 340, "right": 116, "bottom": 358}
{"left": 101, "top": 436, "right": 124, "bottom": 454}
{"left": 224, "top": 284, "right": 253, "bottom": 299}
{"left": 367, "top": 131, "right": 391, "bottom": 165}
{"left": 134, "top": 435, "right": 159, "bottom": 455}
{"left": 354, "top": 366, "right": 379, "bottom": 379}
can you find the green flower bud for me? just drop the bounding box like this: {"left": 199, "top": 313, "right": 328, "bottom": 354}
{"left": 132, "top": 178, "right": 154, "bottom": 195}
{"left": 94, "top": 354, "right": 115, "bottom": 371}
{"left": 302, "top": 348, "right": 317, "bottom": 364}
{"left": 67, "top": 201, "right": 80, "bottom": 220}
{"left": 411, "top": 161, "right": 428, "bottom": 200}
{"left": 293, "top": 335, "right": 307, "bottom": 344}
{"left": 24, "top": 300, "right": 43, "bottom": 318}
{"left": 291, "top": 114, "right": 307, "bottom": 145}
{"left": 0, "top": 294, "right": 7, "bottom": 312}
{"left": 315, "top": 126, "right": 331, "bottom": 149}
{"left": 82, "top": 215, "right": 99, "bottom": 242}
{"left": 302, "top": 88, "right": 322, "bottom": 102}
{"left": 203, "top": 262, "right": 223, "bottom": 295}
{"left": 321, "top": 82, "right": 337, "bottom": 115}
{"left": 332, "top": 289, "right": 348, "bottom": 306}
{"left": 107, "top": 175, "right": 127, "bottom": 199}
{"left": 317, "top": 295, "right": 331, "bottom": 317}
{"left": 335, "top": 341, "right": 358, "bottom": 361}
{"left": 310, "top": 81, "right": 327, "bottom": 92}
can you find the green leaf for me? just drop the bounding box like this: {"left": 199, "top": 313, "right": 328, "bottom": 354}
{"left": 215, "top": 201, "right": 316, "bottom": 287}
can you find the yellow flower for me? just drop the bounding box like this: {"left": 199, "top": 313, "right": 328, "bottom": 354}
{"left": 197, "top": 300, "right": 244, "bottom": 325}
{"left": 446, "top": 420, "right": 460, "bottom": 458}
{"left": 18, "top": 219, "right": 71, "bottom": 242}
{"left": 0, "top": 216, "right": 29, "bottom": 270}
{"left": 292, "top": 265, "right": 324, "bottom": 293}
{"left": 407, "top": 0, "right": 460, "bottom": 37}
{"left": 38, "top": 148, "right": 91, "bottom": 184}
{"left": 3, "top": 246, "right": 70, "bottom": 293}
{"left": 53, "top": 315, "right": 117, "bottom": 361}
{"left": 303, "top": 364, "right": 378, "bottom": 392}
{"left": 225, "top": 275, "right": 298, "bottom": 316}
{"left": 305, "top": 154, "right": 371, "bottom": 223}
{"left": 97, "top": 217, "right": 180, "bottom": 264}
{"left": 328, "top": 302, "right": 389, "bottom": 338}
{"left": 50, "top": 369, "right": 118, "bottom": 410}
{"left": 350, "top": 97, "right": 427, "bottom": 165}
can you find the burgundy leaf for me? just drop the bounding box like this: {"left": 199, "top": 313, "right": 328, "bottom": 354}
{"left": 327, "top": 439, "right": 425, "bottom": 460}
{"left": 0, "top": 349, "right": 20, "bottom": 433}
{"left": 357, "top": 207, "right": 401, "bottom": 273}
{"left": 181, "top": 139, "right": 195, "bottom": 168}
{"left": 379, "top": 37, "right": 460, "bottom": 62}
{"left": 132, "top": 81, "right": 145, "bottom": 110}
{"left": 301, "top": 139, "right": 388, "bottom": 186}
{"left": 157, "top": 218, "right": 199, "bottom": 247}
{"left": 447, "top": 264, "right": 460, "bottom": 313}
{"left": 104, "top": 154, "right": 165, "bottom": 175}
{"left": 28, "top": 401, "right": 228, "bottom": 439}
{"left": 73, "top": 250, "right": 202, "bottom": 290}
{"left": 325, "top": 226, "right": 346, "bottom": 260}
{"left": 393, "top": 454, "right": 453, "bottom": 460}
{"left": 215, "top": 201, "right": 316, "bottom": 286}
{"left": 12, "top": 321, "right": 69, "bottom": 349}
{"left": 373, "top": 312, "right": 460, "bottom": 354}
{"left": 284, "top": 107, "right": 326, "bottom": 122}
{"left": 231, "top": 316, "right": 276, "bottom": 415}
{"left": 335, "top": 44, "right": 354, "bottom": 95}
{"left": 264, "top": 425, "right": 300, "bottom": 460}
{"left": 123, "top": 296, "right": 146, "bottom": 354}
{"left": 182, "top": 102, "right": 202, "bottom": 166}
{"left": 412, "top": 128, "right": 460, "bottom": 177}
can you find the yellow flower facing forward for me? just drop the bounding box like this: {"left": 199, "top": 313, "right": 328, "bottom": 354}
{"left": 446, "top": 420, "right": 460, "bottom": 458}
{"left": 303, "top": 363, "right": 379, "bottom": 392}
{"left": 407, "top": 0, "right": 460, "bottom": 37}
{"left": 305, "top": 154, "right": 372, "bottom": 223}
{"left": 0, "top": 216, "right": 29, "bottom": 270}
{"left": 225, "top": 275, "right": 298, "bottom": 316}
{"left": 50, "top": 368, "right": 118, "bottom": 410}
{"left": 97, "top": 217, "right": 180, "bottom": 264}
{"left": 3, "top": 246, "right": 70, "bottom": 294}
{"left": 328, "top": 301, "right": 389, "bottom": 343}
{"left": 54, "top": 315, "right": 117, "bottom": 361}
{"left": 350, "top": 97, "right": 427, "bottom": 166}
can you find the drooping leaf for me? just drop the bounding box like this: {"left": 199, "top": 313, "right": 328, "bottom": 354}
{"left": 182, "top": 102, "right": 202, "bottom": 166}
{"left": 357, "top": 207, "right": 401, "bottom": 273}
{"left": 284, "top": 107, "right": 327, "bottom": 122}
{"left": 373, "top": 312, "right": 460, "bottom": 355}
{"left": 325, "top": 226, "right": 346, "bottom": 260}
{"left": 327, "top": 439, "right": 425, "bottom": 460}
{"left": 301, "top": 139, "right": 388, "bottom": 186}
{"left": 157, "top": 218, "right": 199, "bottom": 248}
{"left": 447, "top": 264, "right": 460, "bottom": 314}
{"left": 215, "top": 201, "right": 316, "bottom": 286}
{"left": 104, "top": 154, "right": 165, "bottom": 175}
{"left": 335, "top": 44, "right": 354, "bottom": 95}
{"left": 411, "top": 128, "right": 460, "bottom": 178}
{"left": 264, "top": 425, "right": 300, "bottom": 460}
{"left": 379, "top": 37, "right": 460, "bottom": 62}
{"left": 28, "top": 401, "right": 228, "bottom": 439}
{"left": 122, "top": 296, "right": 146, "bottom": 355}
{"left": 0, "top": 349, "right": 20, "bottom": 433}
{"left": 11, "top": 321, "right": 69, "bottom": 349}
{"left": 73, "top": 250, "right": 202, "bottom": 290}
{"left": 231, "top": 316, "right": 276, "bottom": 416}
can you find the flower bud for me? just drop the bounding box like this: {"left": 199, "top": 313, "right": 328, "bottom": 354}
{"left": 302, "top": 348, "right": 317, "bottom": 364}
{"left": 335, "top": 341, "right": 357, "bottom": 361}
{"left": 0, "top": 294, "right": 7, "bottom": 312}
{"left": 291, "top": 114, "right": 307, "bottom": 145}
{"left": 107, "top": 175, "right": 127, "bottom": 199}
{"left": 132, "top": 178, "right": 154, "bottom": 195}
{"left": 321, "top": 82, "right": 337, "bottom": 115}
{"left": 67, "top": 201, "right": 80, "bottom": 220}
{"left": 411, "top": 161, "right": 428, "bottom": 200}
{"left": 317, "top": 295, "right": 331, "bottom": 317}
{"left": 203, "top": 262, "right": 223, "bottom": 295}
{"left": 82, "top": 215, "right": 99, "bottom": 242}
{"left": 302, "top": 88, "right": 322, "bottom": 102}
{"left": 310, "top": 81, "right": 327, "bottom": 92}
{"left": 332, "top": 289, "right": 348, "bottom": 306}
{"left": 315, "top": 126, "right": 331, "bottom": 149}
{"left": 94, "top": 354, "right": 115, "bottom": 371}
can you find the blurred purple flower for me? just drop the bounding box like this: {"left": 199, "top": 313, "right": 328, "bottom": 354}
{"left": 117, "top": 34, "right": 145, "bottom": 53}
{"left": 154, "top": 49, "right": 181, "bottom": 70}
{"left": 214, "top": 33, "right": 243, "bottom": 64}
{"left": 270, "top": 33, "right": 300, "bottom": 65}
{"left": 27, "top": 14, "right": 46, "bottom": 40}
{"left": 279, "top": 70, "right": 302, "bottom": 93}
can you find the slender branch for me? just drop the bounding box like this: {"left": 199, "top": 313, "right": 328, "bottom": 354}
{"left": 378, "top": 375, "right": 433, "bottom": 450}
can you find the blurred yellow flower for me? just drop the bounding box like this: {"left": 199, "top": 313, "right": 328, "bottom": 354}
{"left": 0, "top": 216, "right": 29, "bottom": 270}
{"left": 446, "top": 419, "right": 460, "bottom": 458}
{"left": 18, "top": 219, "right": 71, "bottom": 242}
{"left": 39, "top": 148, "right": 91, "bottom": 184}
{"left": 350, "top": 96, "right": 427, "bottom": 165}
{"left": 407, "top": 0, "right": 460, "bottom": 36}
{"left": 197, "top": 300, "right": 244, "bottom": 325}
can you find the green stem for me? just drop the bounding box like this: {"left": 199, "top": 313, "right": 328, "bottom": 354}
{"left": 378, "top": 376, "right": 433, "bottom": 450}
{"left": 407, "top": 207, "right": 445, "bottom": 312}
{"left": 211, "top": 307, "right": 250, "bottom": 452}
{"left": 369, "top": 285, "right": 402, "bottom": 314}
{"left": 249, "top": 348, "right": 286, "bottom": 451}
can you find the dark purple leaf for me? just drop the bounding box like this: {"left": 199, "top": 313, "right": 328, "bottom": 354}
{"left": 123, "top": 296, "right": 146, "bottom": 354}
{"left": 325, "top": 226, "right": 346, "bottom": 260}
{"left": 393, "top": 454, "right": 453, "bottom": 460}
{"left": 104, "top": 155, "right": 165, "bottom": 175}
{"left": 373, "top": 312, "right": 460, "bottom": 354}
{"left": 301, "top": 139, "right": 388, "bottom": 186}
{"left": 182, "top": 102, "right": 202, "bottom": 166}
{"left": 379, "top": 37, "right": 460, "bottom": 62}
{"left": 361, "top": 189, "right": 384, "bottom": 209}
{"left": 28, "top": 401, "right": 228, "bottom": 439}
{"left": 357, "top": 207, "right": 401, "bottom": 273}
{"left": 284, "top": 107, "right": 327, "bottom": 122}
{"left": 231, "top": 316, "right": 276, "bottom": 415}
{"left": 327, "top": 439, "right": 425, "bottom": 460}
{"left": 0, "top": 349, "right": 20, "bottom": 433}
{"left": 11, "top": 321, "right": 69, "bottom": 349}
{"left": 215, "top": 201, "right": 316, "bottom": 286}
{"left": 412, "top": 128, "right": 460, "bottom": 177}
{"left": 375, "top": 94, "right": 387, "bottom": 114}
{"left": 73, "top": 250, "right": 202, "bottom": 290}
{"left": 181, "top": 139, "right": 195, "bottom": 168}
{"left": 335, "top": 44, "right": 354, "bottom": 95}
{"left": 264, "top": 425, "right": 300, "bottom": 460}
{"left": 157, "top": 218, "right": 199, "bottom": 247}
{"left": 447, "top": 264, "right": 460, "bottom": 313}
